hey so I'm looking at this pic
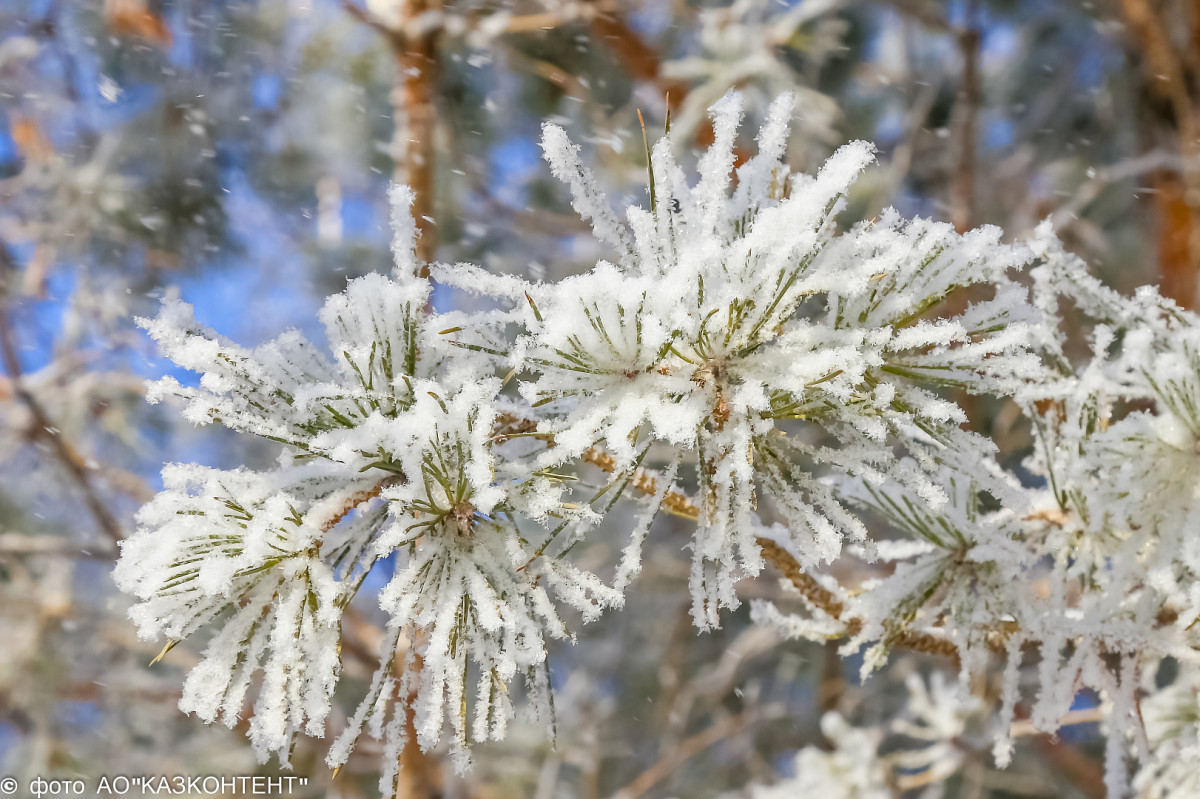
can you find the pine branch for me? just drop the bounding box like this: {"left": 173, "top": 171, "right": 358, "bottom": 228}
{"left": 499, "top": 410, "right": 976, "bottom": 662}
{"left": 316, "top": 477, "right": 400, "bottom": 534}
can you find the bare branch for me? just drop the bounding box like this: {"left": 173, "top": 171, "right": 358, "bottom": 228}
{"left": 0, "top": 298, "right": 123, "bottom": 546}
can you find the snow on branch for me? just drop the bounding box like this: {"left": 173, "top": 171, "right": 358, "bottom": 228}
{"left": 121, "top": 91, "right": 1200, "bottom": 797}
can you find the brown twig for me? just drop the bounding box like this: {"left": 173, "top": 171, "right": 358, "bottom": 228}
{"left": 342, "top": 0, "right": 441, "bottom": 271}
{"left": 609, "top": 706, "right": 785, "bottom": 799}
{"left": 0, "top": 301, "right": 122, "bottom": 547}
{"left": 394, "top": 641, "right": 442, "bottom": 798}
{"left": 496, "top": 411, "right": 965, "bottom": 660}
{"left": 0, "top": 370, "right": 153, "bottom": 503}
{"left": 757, "top": 535, "right": 1003, "bottom": 663}
{"left": 502, "top": 48, "right": 587, "bottom": 95}
{"left": 317, "top": 477, "right": 398, "bottom": 534}
{"left": 754, "top": 537, "right": 850, "bottom": 622}
{"left": 1009, "top": 703, "right": 1111, "bottom": 738}
{"left": 338, "top": 0, "right": 391, "bottom": 35}
{"left": 580, "top": 446, "right": 700, "bottom": 521}
{"left": 950, "top": 3, "right": 980, "bottom": 234}
{"left": 1036, "top": 735, "right": 1107, "bottom": 799}
{"left": 0, "top": 531, "right": 116, "bottom": 560}
{"left": 493, "top": 412, "right": 703, "bottom": 522}
{"left": 1117, "top": 0, "right": 1200, "bottom": 307}
{"left": 394, "top": 0, "right": 442, "bottom": 271}
{"left": 880, "top": 0, "right": 977, "bottom": 233}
